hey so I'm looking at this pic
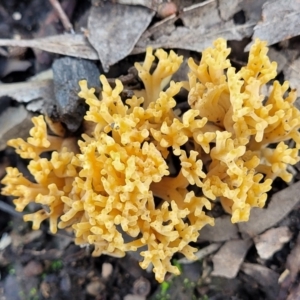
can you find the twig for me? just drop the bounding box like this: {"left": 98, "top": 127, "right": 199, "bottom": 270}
{"left": 177, "top": 243, "right": 222, "bottom": 264}
{"left": 0, "top": 200, "right": 24, "bottom": 218}
{"left": 48, "top": 0, "right": 74, "bottom": 33}
{"left": 182, "top": 0, "right": 216, "bottom": 12}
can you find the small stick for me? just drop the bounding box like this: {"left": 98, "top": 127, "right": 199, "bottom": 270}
{"left": 0, "top": 200, "right": 24, "bottom": 218}
{"left": 48, "top": 0, "right": 74, "bottom": 33}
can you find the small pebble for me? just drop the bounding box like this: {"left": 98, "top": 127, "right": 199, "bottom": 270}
{"left": 102, "top": 262, "right": 113, "bottom": 279}
{"left": 12, "top": 12, "right": 22, "bottom": 20}
{"left": 133, "top": 277, "right": 151, "bottom": 297}
{"left": 124, "top": 295, "right": 146, "bottom": 300}
{"left": 86, "top": 280, "right": 105, "bottom": 296}
{"left": 157, "top": 2, "right": 177, "bottom": 18}
{"left": 23, "top": 260, "right": 43, "bottom": 277}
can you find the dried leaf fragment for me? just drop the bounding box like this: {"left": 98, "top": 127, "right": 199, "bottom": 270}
{"left": 0, "top": 34, "right": 98, "bottom": 60}
{"left": 0, "top": 106, "right": 33, "bottom": 151}
{"left": 88, "top": 2, "right": 155, "bottom": 71}
{"left": 0, "top": 79, "right": 53, "bottom": 104}
{"left": 212, "top": 239, "right": 252, "bottom": 278}
{"left": 246, "top": 0, "right": 300, "bottom": 49}
{"left": 254, "top": 227, "right": 292, "bottom": 260}
{"left": 134, "top": 0, "right": 255, "bottom": 53}
{"left": 199, "top": 216, "right": 239, "bottom": 242}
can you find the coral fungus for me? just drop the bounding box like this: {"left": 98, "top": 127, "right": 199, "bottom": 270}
{"left": 2, "top": 38, "right": 300, "bottom": 282}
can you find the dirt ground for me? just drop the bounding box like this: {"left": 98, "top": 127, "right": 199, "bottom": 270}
{"left": 1, "top": 0, "right": 300, "bottom": 299}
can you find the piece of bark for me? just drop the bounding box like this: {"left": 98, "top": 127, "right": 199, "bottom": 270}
{"left": 254, "top": 227, "right": 292, "bottom": 260}
{"left": 88, "top": 2, "right": 154, "bottom": 71}
{"left": 241, "top": 263, "right": 280, "bottom": 300}
{"left": 199, "top": 215, "right": 239, "bottom": 242}
{"left": 0, "top": 106, "right": 33, "bottom": 150}
{"left": 212, "top": 239, "right": 252, "bottom": 279}
{"left": 50, "top": 57, "right": 100, "bottom": 132}
{"left": 238, "top": 181, "right": 300, "bottom": 236}
{"left": 0, "top": 34, "right": 98, "bottom": 60}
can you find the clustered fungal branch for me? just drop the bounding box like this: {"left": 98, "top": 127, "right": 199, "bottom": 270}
{"left": 2, "top": 39, "right": 300, "bottom": 282}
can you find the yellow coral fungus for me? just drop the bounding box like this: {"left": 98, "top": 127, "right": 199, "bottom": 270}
{"left": 2, "top": 38, "right": 300, "bottom": 282}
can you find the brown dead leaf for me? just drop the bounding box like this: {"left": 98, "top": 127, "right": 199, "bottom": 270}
{"left": 212, "top": 239, "right": 252, "bottom": 279}
{"left": 239, "top": 0, "right": 268, "bottom": 23}
{"left": 199, "top": 216, "right": 239, "bottom": 242}
{"left": 254, "top": 227, "right": 292, "bottom": 260}
{"left": 0, "top": 34, "right": 98, "bottom": 60}
{"left": 88, "top": 2, "right": 154, "bottom": 71}
{"left": 241, "top": 263, "right": 279, "bottom": 300}
{"left": 133, "top": 0, "right": 255, "bottom": 54}
{"left": 0, "top": 106, "right": 33, "bottom": 150}
{"left": 246, "top": 0, "right": 300, "bottom": 50}
{"left": 238, "top": 181, "right": 300, "bottom": 237}
{"left": 0, "top": 79, "right": 53, "bottom": 104}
